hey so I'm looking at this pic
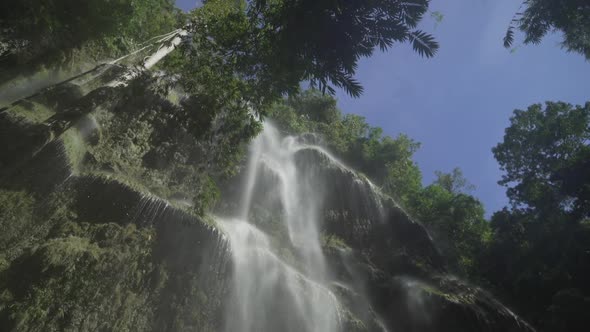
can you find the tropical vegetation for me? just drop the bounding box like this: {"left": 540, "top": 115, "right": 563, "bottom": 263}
{"left": 0, "top": 0, "right": 588, "bottom": 331}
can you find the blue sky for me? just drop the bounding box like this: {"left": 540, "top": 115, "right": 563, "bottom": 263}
{"left": 177, "top": 0, "right": 590, "bottom": 217}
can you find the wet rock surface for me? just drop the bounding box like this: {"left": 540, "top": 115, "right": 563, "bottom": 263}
{"left": 0, "top": 82, "right": 534, "bottom": 331}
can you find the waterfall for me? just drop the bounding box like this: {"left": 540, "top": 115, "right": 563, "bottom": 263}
{"left": 216, "top": 123, "right": 342, "bottom": 332}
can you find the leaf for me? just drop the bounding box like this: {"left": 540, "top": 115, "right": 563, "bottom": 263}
{"left": 408, "top": 30, "right": 439, "bottom": 57}
{"left": 398, "top": 1, "right": 430, "bottom": 28}
{"left": 339, "top": 77, "right": 364, "bottom": 98}
{"left": 327, "top": 72, "right": 364, "bottom": 98}
{"left": 504, "top": 26, "right": 515, "bottom": 48}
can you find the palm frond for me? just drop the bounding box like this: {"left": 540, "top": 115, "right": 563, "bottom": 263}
{"left": 408, "top": 30, "right": 438, "bottom": 57}
{"left": 504, "top": 26, "right": 515, "bottom": 48}
{"left": 339, "top": 77, "right": 363, "bottom": 98}
{"left": 328, "top": 72, "right": 364, "bottom": 98}
{"left": 398, "top": 1, "right": 429, "bottom": 28}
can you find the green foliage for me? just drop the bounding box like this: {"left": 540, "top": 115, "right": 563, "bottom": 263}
{"left": 3, "top": 101, "right": 55, "bottom": 124}
{"left": 0, "top": 178, "right": 225, "bottom": 331}
{"left": 0, "top": 221, "right": 157, "bottom": 331}
{"left": 321, "top": 234, "right": 349, "bottom": 251}
{"left": 434, "top": 167, "right": 475, "bottom": 195}
{"left": 504, "top": 0, "right": 590, "bottom": 59}
{"left": 486, "top": 100, "right": 590, "bottom": 330}
{"left": 0, "top": 190, "right": 36, "bottom": 263}
{"left": 191, "top": 0, "right": 438, "bottom": 97}
{"left": 270, "top": 90, "right": 423, "bottom": 206}
{"left": 9, "top": 2, "right": 588, "bottom": 330}
{"left": 0, "top": 0, "right": 180, "bottom": 72}
{"left": 382, "top": 151, "right": 423, "bottom": 206}
{"left": 270, "top": 89, "right": 490, "bottom": 278}
{"left": 484, "top": 208, "right": 590, "bottom": 329}
{"left": 493, "top": 101, "right": 590, "bottom": 218}
{"left": 43, "top": 70, "right": 259, "bottom": 219}
{"left": 409, "top": 184, "right": 490, "bottom": 277}
{"left": 193, "top": 176, "right": 221, "bottom": 216}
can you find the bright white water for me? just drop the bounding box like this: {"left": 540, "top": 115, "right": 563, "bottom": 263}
{"left": 217, "top": 123, "right": 341, "bottom": 332}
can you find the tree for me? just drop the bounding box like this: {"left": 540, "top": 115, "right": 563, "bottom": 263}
{"left": 380, "top": 135, "right": 423, "bottom": 205}
{"left": 492, "top": 101, "right": 590, "bottom": 218}
{"left": 409, "top": 183, "right": 490, "bottom": 277}
{"left": 434, "top": 167, "right": 475, "bottom": 194}
{"left": 285, "top": 90, "right": 340, "bottom": 124}
{"left": 268, "top": 89, "right": 423, "bottom": 204}
{"left": 198, "top": 0, "right": 438, "bottom": 97}
{"left": 409, "top": 168, "right": 489, "bottom": 277}
{"left": 504, "top": 0, "right": 590, "bottom": 59}
{"left": 0, "top": 0, "right": 180, "bottom": 80}
{"left": 485, "top": 206, "right": 590, "bottom": 330}
{"left": 270, "top": 90, "right": 494, "bottom": 279}
{"left": 485, "top": 100, "right": 590, "bottom": 331}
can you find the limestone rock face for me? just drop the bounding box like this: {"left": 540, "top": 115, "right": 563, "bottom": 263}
{"left": 0, "top": 81, "right": 533, "bottom": 332}
{"left": 287, "top": 147, "right": 534, "bottom": 332}
{"left": 0, "top": 81, "right": 232, "bottom": 331}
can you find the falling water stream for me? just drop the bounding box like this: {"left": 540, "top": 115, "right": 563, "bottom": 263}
{"left": 217, "top": 123, "right": 342, "bottom": 332}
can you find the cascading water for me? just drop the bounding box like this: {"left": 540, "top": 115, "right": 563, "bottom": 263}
{"left": 217, "top": 123, "right": 342, "bottom": 332}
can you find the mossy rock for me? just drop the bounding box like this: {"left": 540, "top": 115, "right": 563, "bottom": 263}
{"left": 363, "top": 273, "right": 534, "bottom": 332}
{"left": 0, "top": 223, "right": 156, "bottom": 332}
{"left": 3, "top": 100, "right": 55, "bottom": 124}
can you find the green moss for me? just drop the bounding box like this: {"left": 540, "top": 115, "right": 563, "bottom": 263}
{"left": 419, "top": 282, "right": 475, "bottom": 305}
{"left": 0, "top": 221, "right": 158, "bottom": 331}
{"left": 82, "top": 106, "right": 211, "bottom": 215}
{"left": 339, "top": 308, "right": 368, "bottom": 332}
{"left": 84, "top": 171, "right": 152, "bottom": 197}
{"left": 0, "top": 256, "right": 8, "bottom": 274}
{"left": 420, "top": 284, "right": 448, "bottom": 297}
{"left": 166, "top": 89, "right": 184, "bottom": 105}
{"left": 201, "top": 215, "right": 218, "bottom": 228}
{"left": 39, "top": 236, "right": 101, "bottom": 270}
{"left": 5, "top": 101, "right": 55, "bottom": 124}
{"left": 322, "top": 234, "right": 349, "bottom": 250}
{"left": 192, "top": 175, "right": 220, "bottom": 216}
{"left": 0, "top": 64, "right": 257, "bottom": 331}
{"left": 0, "top": 190, "right": 36, "bottom": 259}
